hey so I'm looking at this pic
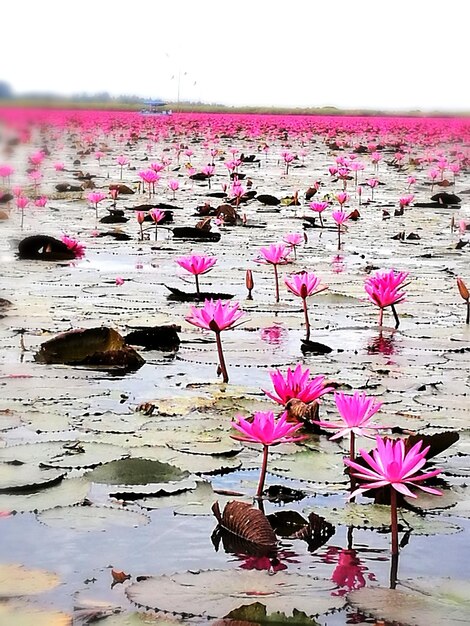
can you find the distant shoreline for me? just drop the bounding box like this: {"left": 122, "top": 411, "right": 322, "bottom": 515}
{"left": 0, "top": 98, "right": 468, "bottom": 118}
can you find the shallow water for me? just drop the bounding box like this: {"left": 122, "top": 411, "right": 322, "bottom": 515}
{"left": 0, "top": 110, "right": 469, "bottom": 625}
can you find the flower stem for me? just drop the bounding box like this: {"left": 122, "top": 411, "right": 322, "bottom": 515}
{"left": 378, "top": 307, "right": 384, "bottom": 327}
{"left": 391, "top": 304, "right": 400, "bottom": 328}
{"left": 214, "top": 331, "right": 229, "bottom": 383}
{"left": 155, "top": 224, "right": 158, "bottom": 241}
{"left": 273, "top": 264, "right": 280, "bottom": 303}
{"left": 195, "top": 274, "right": 200, "bottom": 296}
{"left": 256, "top": 445, "right": 269, "bottom": 498}
{"left": 337, "top": 224, "right": 341, "bottom": 250}
{"left": 466, "top": 299, "right": 470, "bottom": 325}
{"left": 302, "top": 297, "right": 311, "bottom": 341}
{"left": 349, "top": 431, "right": 356, "bottom": 498}
{"left": 319, "top": 213, "right": 324, "bottom": 229}
{"left": 390, "top": 488, "right": 399, "bottom": 557}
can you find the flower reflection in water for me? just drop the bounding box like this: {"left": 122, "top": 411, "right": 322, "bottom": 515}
{"left": 331, "top": 254, "right": 346, "bottom": 274}
{"left": 235, "top": 549, "right": 299, "bottom": 574}
{"left": 260, "top": 323, "right": 288, "bottom": 347}
{"left": 367, "top": 331, "right": 398, "bottom": 357}
{"left": 323, "top": 546, "right": 376, "bottom": 596}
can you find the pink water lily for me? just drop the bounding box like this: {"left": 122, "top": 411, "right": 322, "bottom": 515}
{"left": 285, "top": 271, "right": 328, "bottom": 340}
{"left": 61, "top": 235, "right": 86, "bottom": 258}
{"left": 315, "top": 391, "right": 384, "bottom": 442}
{"left": 344, "top": 436, "right": 442, "bottom": 555}
{"left": 256, "top": 243, "right": 291, "bottom": 303}
{"left": 186, "top": 299, "right": 244, "bottom": 383}
{"left": 309, "top": 201, "right": 329, "bottom": 228}
{"left": 231, "top": 410, "right": 306, "bottom": 497}
{"left": 176, "top": 254, "right": 217, "bottom": 294}
{"left": 364, "top": 269, "right": 409, "bottom": 327}
{"left": 149, "top": 208, "right": 165, "bottom": 240}
{"left": 16, "top": 196, "right": 29, "bottom": 229}
{"left": 283, "top": 233, "right": 304, "bottom": 259}
{"left": 263, "top": 364, "right": 334, "bottom": 407}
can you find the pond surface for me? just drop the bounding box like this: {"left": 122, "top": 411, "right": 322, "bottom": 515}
{"left": 0, "top": 110, "right": 469, "bottom": 625}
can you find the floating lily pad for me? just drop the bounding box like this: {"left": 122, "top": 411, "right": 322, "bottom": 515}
{"left": 86, "top": 458, "right": 189, "bottom": 485}
{"left": 0, "top": 604, "right": 71, "bottom": 626}
{"left": 0, "top": 563, "right": 61, "bottom": 597}
{"left": 348, "top": 578, "right": 470, "bottom": 626}
{"left": 95, "top": 613, "right": 180, "bottom": 625}
{"left": 0, "top": 477, "right": 89, "bottom": 512}
{"left": 227, "top": 602, "right": 321, "bottom": 624}
{"left": 270, "top": 450, "right": 347, "bottom": 484}
{"left": 0, "top": 463, "right": 66, "bottom": 492}
{"left": 126, "top": 570, "right": 345, "bottom": 618}
{"left": 44, "top": 442, "right": 129, "bottom": 469}
{"left": 129, "top": 446, "right": 243, "bottom": 475}
{"left": 37, "top": 504, "right": 150, "bottom": 531}
{"left": 306, "top": 504, "right": 461, "bottom": 535}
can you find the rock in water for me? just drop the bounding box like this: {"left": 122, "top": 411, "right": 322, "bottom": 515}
{"left": 125, "top": 325, "right": 181, "bottom": 351}
{"left": 35, "top": 327, "right": 145, "bottom": 371}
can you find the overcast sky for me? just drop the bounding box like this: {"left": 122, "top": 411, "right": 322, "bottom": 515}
{"left": 4, "top": 0, "right": 467, "bottom": 112}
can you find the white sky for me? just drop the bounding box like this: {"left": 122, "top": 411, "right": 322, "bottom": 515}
{"left": 4, "top": 0, "right": 468, "bottom": 111}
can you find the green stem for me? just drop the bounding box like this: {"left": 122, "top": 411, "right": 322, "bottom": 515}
{"left": 349, "top": 431, "right": 356, "bottom": 498}
{"left": 214, "top": 331, "right": 229, "bottom": 383}
{"left": 256, "top": 445, "right": 269, "bottom": 498}
{"left": 391, "top": 304, "right": 400, "bottom": 328}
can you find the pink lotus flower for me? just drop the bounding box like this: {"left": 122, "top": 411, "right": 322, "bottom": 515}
{"left": 231, "top": 410, "right": 306, "bottom": 497}
{"left": 345, "top": 435, "right": 442, "bottom": 556}
{"left": 367, "top": 178, "right": 379, "bottom": 200}
{"left": 285, "top": 271, "right": 328, "bottom": 340}
{"left": 168, "top": 178, "right": 179, "bottom": 198}
{"left": 115, "top": 277, "right": 125, "bottom": 286}
{"left": 16, "top": 196, "right": 29, "bottom": 229}
{"left": 116, "top": 155, "right": 129, "bottom": 178}
{"left": 139, "top": 169, "right": 159, "bottom": 197}
{"left": 150, "top": 162, "right": 165, "bottom": 173}
{"left": 314, "top": 391, "right": 384, "bottom": 442}
{"left": 335, "top": 192, "right": 349, "bottom": 207}
{"left": 61, "top": 235, "right": 86, "bottom": 258}
{"left": 364, "top": 269, "right": 409, "bottom": 327}
{"left": 283, "top": 232, "right": 303, "bottom": 259}
{"left": 149, "top": 208, "right": 165, "bottom": 240}
{"left": 281, "top": 151, "right": 295, "bottom": 174}
{"left": 87, "top": 192, "right": 107, "bottom": 205}
{"left": 29, "top": 150, "right": 45, "bottom": 167}
{"left": 186, "top": 299, "right": 244, "bottom": 383}
{"left": 263, "top": 364, "right": 334, "bottom": 406}
{"left": 231, "top": 410, "right": 305, "bottom": 446}
{"left": 54, "top": 162, "right": 65, "bottom": 171}
{"left": 256, "top": 243, "right": 291, "bottom": 303}
{"left": 0, "top": 165, "right": 14, "bottom": 180}
{"left": 309, "top": 201, "right": 329, "bottom": 228}
{"left": 95, "top": 150, "right": 105, "bottom": 163}
{"left": 345, "top": 436, "right": 442, "bottom": 500}
{"left": 332, "top": 210, "right": 349, "bottom": 225}
{"left": 399, "top": 194, "right": 414, "bottom": 209}
{"left": 176, "top": 254, "right": 217, "bottom": 294}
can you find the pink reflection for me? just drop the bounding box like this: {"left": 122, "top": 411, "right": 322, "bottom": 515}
{"left": 331, "top": 254, "right": 346, "bottom": 274}
{"left": 260, "top": 323, "right": 288, "bottom": 346}
{"left": 236, "top": 549, "right": 299, "bottom": 573}
{"left": 324, "top": 547, "right": 376, "bottom": 596}
{"left": 367, "top": 331, "right": 397, "bottom": 355}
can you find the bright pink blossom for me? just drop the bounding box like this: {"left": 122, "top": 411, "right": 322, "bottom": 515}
{"left": 344, "top": 436, "right": 442, "bottom": 499}
{"left": 186, "top": 299, "right": 244, "bottom": 332}
{"left": 364, "top": 269, "right": 408, "bottom": 309}
{"left": 61, "top": 235, "right": 85, "bottom": 258}
{"left": 176, "top": 254, "right": 217, "bottom": 276}
{"left": 231, "top": 411, "right": 305, "bottom": 446}
{"left": 314, "top": 391, "right": 384, "bottom": 440}
{"left": 285, "top": 271, "right": 327, "bottom": 299}
{"left": 263, "top": 364, "right": 334, "bottom": 406}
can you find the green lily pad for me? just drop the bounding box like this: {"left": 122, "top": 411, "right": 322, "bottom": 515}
{"left": 227, "top": 602, "right": 321, "bottom": 624}
{"left": 270, "top": 450, "right": 347, "bottom": 484}
{"left": 128, "top": 446, "right": 242, "bottom": 475}
{"left": 306, "top": 504, "right": 462, "bottom": 535}
{"left": 126, "top": 570, "right": 345, "bottom": 618}
{"left": 93, "top": 613, "right": 180, "bottom": 625}
{"left": 0, "top": 563, "right": 61, "bottom": 597}
{"left": 0, "top": 477, "right": 90, "bottom": 513}
{"left": 0, "top": 604, "right": 71, "bottom": 626}
{"left": 0, "top": 442, "right": 128, "bottom": 469}
{"left": 37, "top": 503, "right": 150, "bottom": 531}
{"left": 86, "top": 458, "right": 189, "bottom": 485}
{"left": 348, "top": 578, "right": 470, "bottom": 626}
{"left": 0, "top": 463, "right": 66, "bottom": 492}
